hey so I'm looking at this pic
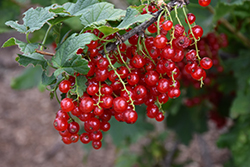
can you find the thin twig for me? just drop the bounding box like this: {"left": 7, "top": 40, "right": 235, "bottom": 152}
{"left": 35, "top": 49, "right": 55, "bottom": 56}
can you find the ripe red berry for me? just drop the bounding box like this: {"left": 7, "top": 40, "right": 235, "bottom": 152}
{"left": 131, "top": 54, "right": 146, "bottom": 68}
{"left": 155, "top": 112, "right": 165, "bottom": 122}
{"left": 113, "top": 97, "right": 128, "bottom": 113}
{"left": 80, "top": 133, "right": 91, "bottom": 144}
{"left": 134, "top": 85, "right": 147, "bottom": 99}
{"left": 101, "top": 84, "right": 113, "bottom": 95}
{"left": 54, "top": 118, "right": 68, "bottom": 131}
{"left": 92, "top": 140, "right": 102, "bottom": 149}
{"left": 145, "top": 70, "right": 159, "bottom": 86}
{"left": 85, "top": 117, "right": 101, "bottom": 132}
{"left": 162, "top": 20, "right": 173, "bottom": 31}
{"left": 168, "top": 87, "right": 181, "bottom": 99}
{"left": 198, "top": 0, "right": 211, "bottom": 7}
{"left": 157, "top": 78, "right": 170, "bottom": 93}
{"left": 79, "top": 97, "right": 94, "bottom": 113}
{"left": 148, "top": 23, "right": 157, "bottom": 33}
{"left": 185, "top": 13, "right": 196, "bottom": 25}
{"left": 123, "top": 109, "right": 138, "bottom": 124}
{"left": 68, "top": 122, "right": 80, "bottom": 134}
{"left": 146, "top": 104, "right": 159, "bottom": 118}
{"left": 87, "top": 84, "right": 99, "bottom": 96}
{"left": 100, "top": 122, "right": 110, "bottom": 132}
{"left": 200, "top": 57, "right": 213, "bottom": 69}
{"left": 62, "top": 136, "right": 72, "bottom": 144}
{"left": 60, "top": 98, "right": 74, "bottom": 112}
{"left": 59, "top": 80, "right": 71, "bottom": 93}
{"left": 90, "top": 130, "right": 103, "bottom": 141}
{"left": 154, "top": 35, "right": 167, "bottom": 49}
{"left": 100, "top": 95, "right": 114, "bottom": 109}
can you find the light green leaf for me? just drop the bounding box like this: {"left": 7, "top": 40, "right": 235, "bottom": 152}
{"left": 117, "top": 8, "right": 152, "bottom": 29}
{"left": 80, "top": 2, "right": 125, "bottom": 27}
{"left": 42, "top": 71, "right": 57, "bottom": 86}
{"left": 53, "top": 54, "right": 89, "bottom": 76}
{"left": 2, "top": 37, "right": 39, "bottom": 54}
{"left": 16, "top": 53, "right": 48, "bottom": 69}
{"left": 51, "top": 33, "right": 97, "bottom": 68}
{"left": 6, "top": 7, "right": 55, "bottom": 33}
{"left": 71, "top": 75, "right": 87, "bottom": 97}
{"left": 97, "top": 26, "right": 120, "bottom": 37}
{"left": 63, "top": 0, "right": 98, "bottom": 16}
{"left": 11, "top": 66, "right": 42, "bottom": 90}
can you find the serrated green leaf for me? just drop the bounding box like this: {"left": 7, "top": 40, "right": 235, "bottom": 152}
{"left": 53, "top": 54, "right": 89, "bottom": 76}
{"left": 6, "top": 7, "right": 55, "bottom": 33}
{"left": 97, "top": 26, "right": 120, "bottom": 37}
{"left": 16, "top": 53, "right": 48, "bottom": 69}
{"left": 213, "top": 2, "right": 235, "bottom": 22}
{"left": 117, "top": 8, "right": 152, "bottom": 29}
{"left": 80, "top": 2, "right": 125, "bottom": 27}
{"left": 49, "top": 7, "right": 69, "bottom": 14}
{"left": 2, "top": 37, "right": 39, "bottom": 54}
{"left": 42, "top": 71, "right": 57, "bottom": 86}
{"left": 11, "top": 66, "right": 42, "bottom": 90}
{"left": 63, "top": 0, "right": 98, "bottom": 16}
{"left": 71, "top": 75, "right": 87, "bottom": 97}
{"left": 51, "top": 33, "right": 97, "bottom": 68}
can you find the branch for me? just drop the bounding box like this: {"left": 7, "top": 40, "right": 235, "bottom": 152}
{"left": 100, "top": 0, "right": 189, "bottom": 55}
{"left": 35, "top": 49, "right": 55, "bottom": 56}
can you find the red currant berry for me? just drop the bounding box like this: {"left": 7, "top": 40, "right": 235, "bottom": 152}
{"left": 80, "top": 133, "right": 91, "bottom": 144}
{"left": 92, "top": 140, "right": 102, "bottom": 149}
{"left": 154, "top": 35, "right": 167, "bottom": 49}
{"left": 123, "top": 109, "right": 138, "bottom": 124}
{"left": 146, "top": 104, "right": 159, "bottom": 118}
{"left": 61, "top": 98, "right": 74, "bottom": 112}
{"left": 62, "top": 136, "right": 72, "bottom": 144}
{"left": 162, "top": 20, "right": 173, "bottom": 31}
{"left": 158, "top": 93, "right": 169, "bottom": 104}
{"left": 157, "top": 78, "right": 170, "bottom": 93}
{"left": 198, "top": 0, "right": 211, "bottom": 7}
{"left": 155, "top": 112, "right": 165, "bottom": 122}
{"left": 200, "top": 57, "right": 213, "bottom": 69}
{"left": 90, "top": 130, "right": 103, "bottom": 141}
{"left": 100, "top": 121, "right": 110, "bottom": 132}
{"left": 68, "top": 122, "right": 80, "bottom": 134}
{"left": 101, "top": 84, "right": 113, "bottom": 95}
{"left": 79, "top": 97, "right": 94, "bottom": 113}
{"left": 131, "top": 55, "right": 145, "bottom": 68}
{"left": 54, "top": 118, "right": 68, "bottom": 131}
{"left": 87, "top": 84, "right": 99, "bottom": 96}
{"left": 113, "top": 97, "right": 128, "bottom": 113}
{"left": 168, "top": 87, "right": 181, "bottom": 99}
{"left": 59, "top": 80, "right": 71, "bottom": 93}
{"left": 134, "top": 85, "right": 147, "bottom": 99}
{"left": 145, "top": 70, "right": 159, "bottom": 86}
{"left": 100, "top": 95, "right": 114, "bottom": 109}
{"left": 185, "top": 13, "right": 196, "bottom": 25}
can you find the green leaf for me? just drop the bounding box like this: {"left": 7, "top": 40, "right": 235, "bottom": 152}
{"left": 219, "top": 0, "right": 248, "bottom": 5}
{"left": 16, "top": 53, "right": 48, "bottom": 69}
{"left": 97, "top": 26, "right": 120, "bottom": 37}
{"left": 51, "top": 33, "right": 97, "bottom": 68}
{"left": 53, "top": 54, "right": 89, "bottom": 76}
{"left": 2, "top": 37, "right": 39, "bottom": 54}
{"left": 80, "top": 2, "right": 125, "bottom": 27}
{"left": 70, "top": 75, "right": 87, "bottom": 97}
{"left": 167, "top": 105, "right": 208, "bottom": 145}
{"left": 109, "top": 104, "right": 154, "bottom": 146}
{"left": 42, "top": 71, "right": 57, "bottom": 86}
{"left": 117, "top": 8, "right": 152, "bottom": 29}
{"left": 225, "top": 50, "right": 250, "bottom": 118}
{"left": 11, "top": 66, "right": 42, "bottom": 90}
{"left": 6, "top": 7, "right": 55, "bottom": 33}
{"left": 213, "top": 2, "right": 235, "bottom": 22}
{"left": 63, "top": 0, "right": 99, "bottom": 16}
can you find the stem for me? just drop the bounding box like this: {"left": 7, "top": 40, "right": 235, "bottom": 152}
{"left": 40, "top": 24, "right": 53, "bottom": 50}
{"left": 174, "top": 5, "right": 182, "bottom": 26}
{"left": 182, "top": 7, "right": 201, "bottom": 62}
{"left": 117, "top": 45, "right": 131, "bottom": 73}
{"left": 141, "top": 38, "right": 156, "bottom": 65}
{"left": 157, "top": 11, "right": 165, "bottom": 35}
{"left": 26, "top": 33, "right": 31, "bottom": 43}
{"left": 54, "top": 91, "right": 60, "bottom": 104}
{"left": 104, "top": 45, "right": 135, "bottom": 110}
{"left": 95, "top": 81, "right": 103, "bottom": 109}
{"left": 207, "top": 5, "right": 250, "bottom": 48}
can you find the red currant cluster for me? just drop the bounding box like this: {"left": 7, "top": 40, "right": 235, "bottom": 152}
{"left": 53, "top": 4, "right": 215, "bottom": 149}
